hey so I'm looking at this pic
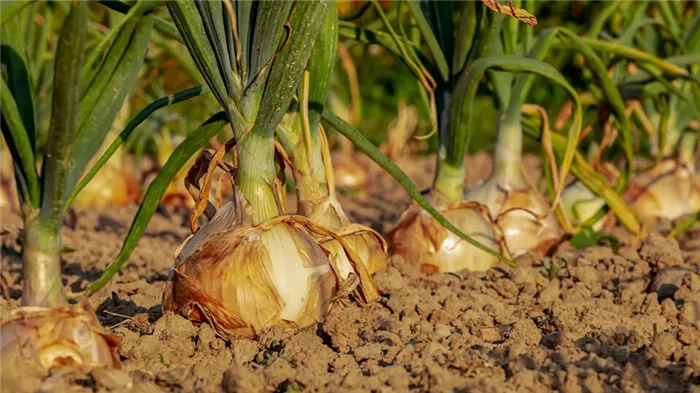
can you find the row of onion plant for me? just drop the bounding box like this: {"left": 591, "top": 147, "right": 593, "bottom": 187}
{"left": 1, "top": 1, "right": 156, "bottom": 369}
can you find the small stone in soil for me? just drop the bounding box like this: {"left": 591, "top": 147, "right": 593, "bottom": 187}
{"left": 481, "top": 327, "right": 502, "bottom": 343}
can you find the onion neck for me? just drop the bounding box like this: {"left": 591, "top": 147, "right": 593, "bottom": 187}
{"left": 21, "top": 216, "right": 67, "bottom": 307}
{"left": 236, "top": 133, "right": 280, "bottom": 224}
{"left": 434, "top": 90, "right": 464, "bottom": 203}
{"left": 492, "top": 110, "right": 523, "bottom": 184}
{"left": 434, "top": 158, "right": 465, "bottom": 203}
{"left": 661, "top": 113, "right": 680, "bottom": 158}
{"left": 295, "top": 133, "right": 329, "bottom": 202}
{"left": 679, "top": 132, "right": 696, "bottom": 167}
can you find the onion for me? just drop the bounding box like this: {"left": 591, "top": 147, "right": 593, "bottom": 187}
{"left": 466, "top": 168, "right": 560, "bottom": 257}
{"left": 300, "top": 193, "right": 388, "bottom": 277}
{"left": 561, "top": 181, "right": 606, "bottom": 231}
{"left": 163, "top": 187, "right": 378, "bottom": 339}
{"left": 626, "top": 158, "right": 700, "bottom": 224}
{"left": 0, "top": 302, "right": 121, "bottom": 370}
{"left": 296, "top": 127, "right": 389, "bottom": 276}
{"left": 331, "top": 152, "right": 369, "bottom": 191}
{"left": 390, "top": 191, "right": 500, "bottom": 273}
{"left": 73, "top": 154, "right": 138, "bottom": 209}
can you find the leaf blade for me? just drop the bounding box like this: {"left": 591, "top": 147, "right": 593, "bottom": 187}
{"left": 251, "top": 0, "right": 331, "bottom": 138}
{"left": 40, "top": 1, "right": 89, "bottom": 218}
{"left": 64, "top": 15, "right": 154, "bottom": 209}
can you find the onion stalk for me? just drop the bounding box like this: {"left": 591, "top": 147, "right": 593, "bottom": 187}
{"left": 277, "top": 73, "right": 389, "bottom": 276}
{"left": 464, "top": 102, "right": 562, "bottom": 257}
{"left": 458, "top": 27, "right": 583, "bottom": 258}
{"left": 384, "top": 2, "right": 506, "bottom": 272}
{"left": 163, "top": 0, "right": 379, "bottom": 339}
{"left": 1, "top": 2, "right": 154, "bottom": 371}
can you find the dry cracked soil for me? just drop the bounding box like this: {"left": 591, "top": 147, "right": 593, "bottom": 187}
{"left": 1, "top": 153, "right": 699, "bottom": 393}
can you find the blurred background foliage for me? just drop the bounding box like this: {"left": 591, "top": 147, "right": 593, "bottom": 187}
{"left": 324, "top": 0, "right": 637, "bottom": 156}
{"left": 2, "top": 1, "right": 680, "bottom": 165}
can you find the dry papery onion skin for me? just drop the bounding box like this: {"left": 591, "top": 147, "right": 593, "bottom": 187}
{"left": 626, "top": 158, "right": 700, "bottom": 225}
{"left": 299, "top": 192, "right": 389, "bottom": 277}
{"left": 323, "top": 224, "right": 388, "bottom": 277}
{"left": 389, "top": 196, "right": 501, "bottom": 273}
{"left": 0, "top": 301, "right": 121, "bottom": 371}
{"left": 468, "top": 175, "right": 561, "bottom": 258}
{"left": 163, "top": 197, "right": 379, "bottom": 340}
{"left": 291, "top": 124, "right": 389, "bottom": 278}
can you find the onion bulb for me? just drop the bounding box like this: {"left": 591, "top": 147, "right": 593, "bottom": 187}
{"left": 0, "top": 301, "right": 121, "bottom": 370}
{"left": 626, "top": 158, "right": 700, "bottom": 224}
{"left": 466, "top": 170, "right": 560, "bottom": 257}
{"left": 389, "top": 191, "right": 500, "bottom": 273}
{"left": 163, "top": 186, "right": 379, "bottom": 339}
{"left": 561, "top": 181, "right": 606, "bottom": 231}
{"left": 1, "top": 144, "right": 18, "bottom": 212}
{"left": 300, "top": 192, "right": 388, "bottom": 277}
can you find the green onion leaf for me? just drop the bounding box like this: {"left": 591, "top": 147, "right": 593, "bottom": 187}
{"left": 63, "top": 15, "right": 154, "bottom": 212}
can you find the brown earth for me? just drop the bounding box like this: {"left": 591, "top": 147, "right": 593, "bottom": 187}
{"left": 2, "top": 153, "right": 700, "bottom": 393}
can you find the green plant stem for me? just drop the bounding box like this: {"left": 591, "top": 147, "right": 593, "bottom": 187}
{"left": 23, "top": 1, "right": 87, "bottom": 305}
{"left": 433, "top": 162, "right": 464, "bottom": 202}
{"left": 453, "top": 1, "right": 477, "bottom": 75}
{"left": 236, "top": 133, "right": 280, "bottom": 224}
{"left": 278, "top": 104, "right": 328, "bottom": 203}
{"left": 678, "top": 132, "right": 696, "bottom": 166}
{"left": 21, "top": 217, "right": 65, "bottom": 307}
{"left": 661, "top": 113, "right": 680, "bottom": 157}
{"left": 288, "top": 3, "right": 337, "bottom": 202}
{"left": 492, "top": 106, "right": 523, "bottom": 181}
{"left": 21, "top": 1, "right": 88, "bottom": 308}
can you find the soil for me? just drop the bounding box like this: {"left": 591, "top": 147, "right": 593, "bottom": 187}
{"left": 2, "top": 152, "right": 700, "bottom": 393}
